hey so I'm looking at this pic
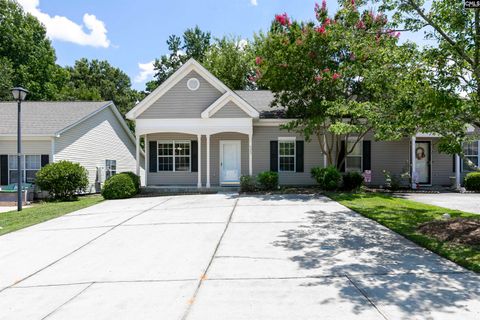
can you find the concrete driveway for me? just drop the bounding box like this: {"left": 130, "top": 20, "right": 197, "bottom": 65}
{"left": 0, "top": 194, "right": 478, "bottom": 320}
{"left": 397, "top": 192, "right": 480, "bottom": 214}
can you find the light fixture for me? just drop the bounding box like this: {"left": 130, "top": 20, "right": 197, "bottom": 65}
{"left": 11, "top": 87, "right": 29, "bottom": 101}
{"left": 11, "top": 87, "right": 28, "bottom": 211}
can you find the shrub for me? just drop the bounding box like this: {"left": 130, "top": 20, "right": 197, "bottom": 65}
{"left": 122, "top": 171, "right": 141, "bottom": 193}
{"left": 311, "top": 166, "right": 341, "bottom": 191}
{"left": 465, "top": 172, "right": 480, "bottom": 192}
{"left": 35, "top": 160, "right": 89, "bottom": 200}
{"left": 257, "top": 171, "right": 279, "bottom": 191}
{"left": 240, "top": 175, "right": 256, "bottom": 192}
{"left": 382, "top": 170, "right": 401, "bottom": 191}
{"left": 101, "top": 173, "right": 137, "bottom": 199}
{"left": 342, "top": 172, "right": 364, "bottom": 191}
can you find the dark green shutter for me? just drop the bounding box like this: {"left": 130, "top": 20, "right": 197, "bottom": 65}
{"left": 296, "top": 141, "right": 304, "bottom": 172}
{"left": 362, "top": 141, "right": 371, "bottom": 171}
{"left": 41, "top": 155, "right": 49, "bottom": 167}
{"left": 0, "top": 155, "right": 8, "bottom": 185}
{"left": 270, "top": 141, "right": 278, "bottom": 172}
{"left": 338, "top": 141, "right": 346, "bottom": 172}
{"left": 149, "top": 141, "right": 157, "bottom": 172}
{"left": 191, "top": 140, "right": 198, "bottom": 172}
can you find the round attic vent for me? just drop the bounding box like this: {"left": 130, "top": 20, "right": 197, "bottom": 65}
{"left": 187, "top": 78, "right": 200, "bottom": 91}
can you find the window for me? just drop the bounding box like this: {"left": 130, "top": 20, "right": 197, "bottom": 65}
{"left": 346, "top": 139, "right": 363, "bottom": 172}
{"left": 105, "top": 160, "right": 117, "bottom": 180}
{"left": 157, "top": 141, "right": 191, "bottom": 172}
{"left": 463, "top": 141, "right": 479, "bottom": 172}
{"left": 278, "top": 140, "right": 295, "bottom": 172}
{"left": 9, "top": 155, "right": 41, "bottom": 183}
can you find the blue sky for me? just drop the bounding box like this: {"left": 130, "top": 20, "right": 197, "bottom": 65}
{"left": 17, "top": 0, "right": 428, "bottom": 91}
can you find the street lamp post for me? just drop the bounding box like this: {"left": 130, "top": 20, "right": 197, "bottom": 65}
{"left": 11, "top": 87, "right": 28, "bottom": 212}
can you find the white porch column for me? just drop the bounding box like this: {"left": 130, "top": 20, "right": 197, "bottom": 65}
{"left": 136, "top": 134, "right": 140, "bottom": 177}
{"left": 206, "top": 134, "right": 211, "bottom": 188}
{"left": 411, "top": 136, "right": 417, "bottom": 189}
{"left": 197, "top": 134, "right": 202, "bottom": 188}
{"left": 145, "top": 135, "right": 148, "bottom": 186}
{"left": 455, "top": 154, "right": 461, "bottom": 189}
{"left": 248, "top": 132, "right": 253, "bottom": 176}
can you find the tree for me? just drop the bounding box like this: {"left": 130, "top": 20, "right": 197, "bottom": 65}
{"left": 0, "top": 0, "right": 65, "bottom": 100}
{"left": 203, "top": 37, "right": 255, "bottom": 90}
{"left": 61, "top": 58, "right": 141, "bottom": 119}
{"left": 255, "top": 0, "right": 416, "bottom": 169}
{"left": 146, "top": 26, "right": 211, "bottom": 92}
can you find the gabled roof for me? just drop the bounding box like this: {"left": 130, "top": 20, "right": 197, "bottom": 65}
{"left": 201, "top": 92, "right": 259, "bottom": 119}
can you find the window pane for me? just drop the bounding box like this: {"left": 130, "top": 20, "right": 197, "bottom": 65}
{"left": 279, "top": 156, "right": 295, "bottom": 172}
{"left": 175, "top": 156, "right": 190, "bottom": 171}
{"left": 25, "top": 155, "right": 41, "bottom": 170}
{"left": 464, "top": 142, "right": 479, "bottom": 156}
{"left": 9, "top": 155, "right": 17, "bottom": 170}
{"left": 158, "top": 157, "right": 173, "bottom": 171}
{"left": 9, "top": 170, "right": 18, "bottom": 184}
{"left": 463, "top": 156, "right": 478, "bottom": 171}
{"left": 346, "top": 157, "right": 362, "bottom": 172}
{"left": 158, "top": 143, "right": 173, "bottom": 156}
{"left": 279, "top": 142, "right": 295, "bottom": 156}
{"left": 347, "top": 141, "right": 362, "bottom": 156}
{"left": 175, "top": 143, "right": 190, "bottom": 156}
{"left": 26, "top": 170, "right": 38, "bottom": 183}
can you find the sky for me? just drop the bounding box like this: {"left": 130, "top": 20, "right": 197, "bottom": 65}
{"left": 16, "top": 0, "right": 429, "bottom": 91}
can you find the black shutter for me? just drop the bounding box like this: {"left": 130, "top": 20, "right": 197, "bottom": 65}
{"left": 191, "top": 140, "right": 198, "bottom": 172}
{"left": 296, "top": 141, "right": 304, "bottom": 172}
{"left": 270, "top": 141, "right": 278, "bottom": 172}
{"left": 338, "top": 141, "right": 346, "bottom": 172}
{"left": 362, "top": 141, "right": 371, "bottom": 171}
{"left": 453, "top": 155, "right": 456, "bottom": 172}
{"left": 41, "top": 155, "right": 49, "bottom": 167}
{"left": 149, "top": 141, "right": 157, "bottom": 172}
{"left": 0, "top": 155, "right": 8, "bottom": 185}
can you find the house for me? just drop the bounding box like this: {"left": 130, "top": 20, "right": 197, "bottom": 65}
{"left": 0, "top": 101, "right": 144, "bottom": 193}
{"left": 126, "top": 58, "right": 476, "bottom": 189}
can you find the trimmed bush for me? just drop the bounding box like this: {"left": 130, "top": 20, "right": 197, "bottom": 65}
{"left": 101, "top": 173, "right": 137, "bottom": 199}
{"left": 240, "top": 175, "right": 256, "bottom": 192}
{"left": 311, "top": 166, "right": 341, "bottom": 191}
{"left": 35, "top": 160, "right": 89, "bottom": 200}
{"left": 342, "top": 172, "right": 364, "bottom": 191}
{"left": 257, "top": 171, "right": 279, "bottom": 191}
{"left": 122, "top": 171, "right": 141, "bottom": 193}
{"left": 465, "top": 172, "right": 480, "bottom": 192}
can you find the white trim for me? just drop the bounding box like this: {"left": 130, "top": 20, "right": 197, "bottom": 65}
{"left": 206, "top": 134, "right": 211, "bottom": 188}
{"left": 455, "top": 154, "right": 461, "bottom": 189}
{"left": 50, "top": 137, "right": 55, "bottom": 163}
{"left": 278, "top": 136, "right": 296, "bottom": 141}
{"left": 127, "top": 59, "right": 237, "bottom": 120}
{"left": 197, "top": 134, "right": 202, "bottom": 188}
{"left": 411, "top": 136, "right": 417, "bottom": 189}
{"left": 156, "top": 140, "right": 192, "bottom": 172}
{"left": 461, "top": 140, "right": 480, "bottom": 172}
{"left": 145, "top": 135, "right": 149, "bottom": 186}
{"left": 278, "top": 140, "right": 296, "bottom": 173}
{"left": 201, "top": 92, "right": 259, "bottom": 119}
{"left": 136, "top": 134, "right": 140, "bottom": 177}
{"left": 254, "top": 119, "right": 292, "bottom": 126}
{"left": 345, "top": 137, "right": 363, "bottom": 173}
{"left": 248, "top": 133, "right": 253, "bottom": 176}
{"left": 219, "top": 140, "right": 241, "bottom": 185}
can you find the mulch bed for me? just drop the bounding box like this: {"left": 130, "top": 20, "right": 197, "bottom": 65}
{"left": 418, "top": 218, "right": 480, "bottom": 246}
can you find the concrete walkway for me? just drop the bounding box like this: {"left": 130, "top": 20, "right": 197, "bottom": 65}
{"left": 397, "top": 192, "right": 480, "bottom": 214}
{"left": 0, "top": 194, "right": 478, "bottom": 319}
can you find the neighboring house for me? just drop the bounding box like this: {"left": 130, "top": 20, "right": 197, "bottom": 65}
{"left": 126, "top": 58, "right": 476, "bottom": 188}
{"left": 0, "top": 101, "right": 144, "bottom": 193}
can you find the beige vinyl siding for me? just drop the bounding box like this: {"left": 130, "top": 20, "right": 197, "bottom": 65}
{"left": 146, "top": 133, "right": 206, "bottom": 186}
{"left": 211, "top": 102, "right": 250, "bottom": 118}
{"left": 55, "top": 107, "right": 138, "bottom": 193}
{"left": 252, "top": 126, "right": 323, "bottom": 185}
{"left": 370, "top": 139, "right": 410, "bottom": 186}
{"left": 138, "top": 71, "right": 224, "bottom": 119}
{"left": 210, "top": 132, "right": 248, "bottom": 185}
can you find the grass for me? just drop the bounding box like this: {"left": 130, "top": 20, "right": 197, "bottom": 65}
{"left": 327, "top": 192, "right": 480, "bottom": 273}
{"left": 0, "top": 195, "right": 103, "bottom": 236}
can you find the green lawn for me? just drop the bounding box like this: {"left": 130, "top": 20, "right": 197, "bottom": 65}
{"left": 327, "top": 192, "right": 480, "bottom": 272}
{"left": 0, "top": 195, "right": 103, "bottom": 236}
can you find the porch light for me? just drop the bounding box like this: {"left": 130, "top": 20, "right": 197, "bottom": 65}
{"left": 11, "top": 87, "right": 28, "bottom": 101}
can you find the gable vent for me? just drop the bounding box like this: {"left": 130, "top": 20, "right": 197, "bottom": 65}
{"left": 187, "top": 78, "right": 200, "bottom": 91}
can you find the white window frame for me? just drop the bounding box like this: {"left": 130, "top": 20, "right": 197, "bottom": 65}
{"left": 345, "top": 138, "right": 363, "bottom": 173}
{"left": 8, "top": 154, "right": 42, "bottom": 184}
{"left": 462, "top": 140, "right": 480, "bottom": 172}
{"left": 157, "top": 140, "right": 192, "bottom": 172}
{"left": 105, "top": 159, "right": 117, "bottom": 180}
{"left": 278, "top": 137, "right": 296, "bottom": 173}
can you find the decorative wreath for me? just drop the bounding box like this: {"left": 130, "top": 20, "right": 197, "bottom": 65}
{"left": 415, "top": 147, "right": 426, "bottom": 160}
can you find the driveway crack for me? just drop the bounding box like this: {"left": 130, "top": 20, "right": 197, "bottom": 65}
{"left": 345, "top": 274, "right": 390, "bottom": 320}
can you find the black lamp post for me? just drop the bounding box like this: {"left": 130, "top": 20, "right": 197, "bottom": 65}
{"left": 11, "top": 87, "right": 28, "bottom": 211}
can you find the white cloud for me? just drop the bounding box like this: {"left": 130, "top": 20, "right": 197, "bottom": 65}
{"left": 134, "top": 61, "right": 155, "bottom": 83}
{"left": 250, "top": 0, "right": 258, "bottom": 6}
{"left": 17, "top": 0, "right": 110, "bottom": 48}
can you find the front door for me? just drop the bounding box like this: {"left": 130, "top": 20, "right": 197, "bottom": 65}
{"left": 415, "top": 141, "right": 431, "bottom": 185}
{"left": 220, "top": 140, "right": 241, "bottom": 185}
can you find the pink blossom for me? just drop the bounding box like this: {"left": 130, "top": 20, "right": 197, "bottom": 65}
{"left": 395, "top": 32, "right": 401, "bottom": 38}
{"left": 322, "top": 0, "right": 327, "bottom": 11}
{"left": 323, "top": 68, "right": 330, "bottom": 73}
{"left": 315, "top": 75, "right": 323, "bottom": 82}
{"left": 275, "top": 13, "right": 291, "bottom": 26}
{"left": 332, "top": 73, "right": 341, "bottom": 80}
{"left": 324, "top": 18, "right": 331, "bottom": 25}
{"left": 315, "top": 25, "right": 326, "bottom": 34}
{"left": 356, "top": 20, "right": 365, "bottom": 29}
{"left": 255, "top": 56, "right": 263, "bottom": 65}
{"left": 351, "top": 0, "right": 355, "bottom": 4}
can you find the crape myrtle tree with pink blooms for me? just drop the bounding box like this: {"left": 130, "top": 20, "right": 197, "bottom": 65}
{"left": 254, "top": 0, "right": 426, "bottom": 169}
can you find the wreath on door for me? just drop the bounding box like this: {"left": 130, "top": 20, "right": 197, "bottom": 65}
{"left": 415, "top": 147, "right": 426, "bottom": 160}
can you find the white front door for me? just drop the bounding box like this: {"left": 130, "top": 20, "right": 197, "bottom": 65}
{"left": 220, "top": 140, "right": 241, "bottom": 185}
{"left": 415, "top": 141, "right": 431, "bottom": 185}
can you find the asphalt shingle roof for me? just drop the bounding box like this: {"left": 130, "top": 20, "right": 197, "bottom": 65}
{"left": 0, "top": 101, "right": 110, "bottom": 135}
{"left": 235, "top": 90, "right": 286, "bottom": 118}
